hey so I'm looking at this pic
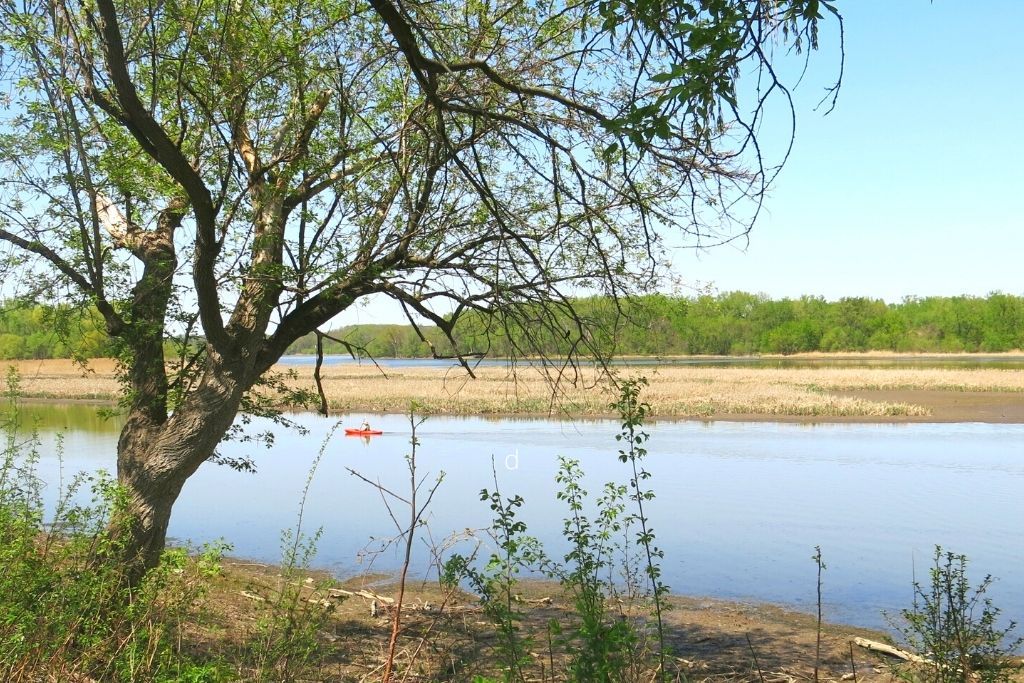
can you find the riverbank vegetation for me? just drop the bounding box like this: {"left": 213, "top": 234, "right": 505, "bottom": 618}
{"left": 2, "top": 292, "right": 1023, "bottom": 362}
{"left": 285, "top": 293, "right": 1024, "bottom": 359}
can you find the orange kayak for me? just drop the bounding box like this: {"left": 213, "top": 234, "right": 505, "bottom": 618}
{"left": 345, "top": 428, "right": 383, "bottom": 436}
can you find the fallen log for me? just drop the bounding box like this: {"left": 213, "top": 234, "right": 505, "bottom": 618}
{"left": 853, "top": 637, "right": 927, "bottom": 663}
{"left": 513, "top": 595, "right": 553, "bottom": 606}
{"left": 327, "top": 587, "right": 395, "bottom": 604}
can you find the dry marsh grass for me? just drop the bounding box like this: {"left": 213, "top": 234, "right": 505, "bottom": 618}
{"left": 7, "top": 358, "right": 120, "bottom": 400}
{"left": 7, "top": 357, "right": 1024, "bottom": 419}
{"left": 280, "top": 363, "right": 1024, "bottom": 418}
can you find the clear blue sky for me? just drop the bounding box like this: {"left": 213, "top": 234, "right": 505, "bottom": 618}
{"left": 675, "top": 0, "right": 1024, "bottom": 302}
{"left": 338, "top": 0, "right": 1024, "bottom": 326}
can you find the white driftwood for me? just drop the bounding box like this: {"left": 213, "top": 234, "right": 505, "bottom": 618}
{"left": 512, "top": 594, "right": 553, "bottom": 606}
{"left": 853, "top": 637, "right": 927, "bottom": 663}
{"left": 328, "top": 587, "right": 395, "bottom": 604}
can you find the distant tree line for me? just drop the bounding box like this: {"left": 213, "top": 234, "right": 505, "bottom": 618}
{"left": 4, "top": 292, "right": 1022, "bottom": 361}
{"left": 0, "top": 304, "right": 113, "bottom": 359}
{"left": 286, "top": 292, "right": 1024, "bottom": 358}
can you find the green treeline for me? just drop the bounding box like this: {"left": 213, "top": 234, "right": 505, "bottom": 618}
{"left": 588, "top": 291, "right": 1024, "bottom": 355}
{"left": 4, "top": 292, "right": 1023, "bottom": 361}
{"left": 0, "top": 305, "right": 113, "bottom": 359}
{"left": 287, "top": 292, "right": 1024, "bottom": 358}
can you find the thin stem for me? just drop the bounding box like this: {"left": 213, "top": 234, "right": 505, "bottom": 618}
{"left": 381, "top": 413, "right": 421, "bottom": 682}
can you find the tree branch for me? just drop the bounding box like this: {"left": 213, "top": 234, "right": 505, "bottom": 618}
{"left": 92, "top": 0, "right": 226, "bottom": 349}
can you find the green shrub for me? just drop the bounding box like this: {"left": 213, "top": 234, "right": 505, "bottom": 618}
{"left": 0, "top": 369, "right": 228, "bottom": 682}
{"left": 891, "top": 546, "right": 1022, "bottom": 683}
{"left": 443, "top": 480, "right": 544, "bottom": 683}
{"left": 445, "top": 377, "right": 671, "bottom": 682}
{"left": 550, "top": 456, "right": 641, "bottom": 682}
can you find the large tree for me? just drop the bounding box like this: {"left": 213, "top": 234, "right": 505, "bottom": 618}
{"left": 0, "top": 0, "right": 840, "bottom": 577}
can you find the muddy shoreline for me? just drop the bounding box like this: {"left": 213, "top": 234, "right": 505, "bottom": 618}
{"left": 211, "top": 559, "right": 907, "bottom": 681}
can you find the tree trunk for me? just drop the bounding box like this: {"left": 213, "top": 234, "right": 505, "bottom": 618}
{"left": 113, "top": 457, "right": 189, "bottom": 585}
{"left": 112, "top": 362, "right": 246, "bottom": 584}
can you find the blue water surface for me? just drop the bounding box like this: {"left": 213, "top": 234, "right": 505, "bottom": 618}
{"left": 25, "top": 408, "right": 1024, "bottom": 631}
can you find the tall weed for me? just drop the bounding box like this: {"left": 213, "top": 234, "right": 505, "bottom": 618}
{"left": 447, "top": 377, "right": 671, "bottom": 682}
{"left": 549, "top": 456, "right": 640, "bottom": 681}
{"left": 444, "top": 462, "right": 545, "bottom": 682}
{"left": 244, "top": 422, "right": 340, "bottom": 682}
{"left": 611, "top": 377, "right": 669, "bottom": 673}
{"left": 356, "top": 411, "right": 450, "bottom": 682}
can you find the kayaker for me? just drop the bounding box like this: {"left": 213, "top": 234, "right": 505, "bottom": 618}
{"left": 360, "top": 419, "right": 372, "bottom": 432}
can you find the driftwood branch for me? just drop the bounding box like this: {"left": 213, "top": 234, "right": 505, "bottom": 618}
{"left": 328, "top": 587, "right": 395, "bottom": 604}
{"left": 239, "top": 590, "right": 267, "bottom": 602}
{"left": 854, "top": 637, "right": 1024, "bottom": 670}
{"left": 853, "top": 637, "right": 927, "bottom": 663}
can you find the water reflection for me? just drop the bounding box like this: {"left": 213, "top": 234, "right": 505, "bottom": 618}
{"left": 13, "top": 401, "right": 122, "bottom": 434}
{"left": 16, "top": 404, "right": 1024, "bottom": 631}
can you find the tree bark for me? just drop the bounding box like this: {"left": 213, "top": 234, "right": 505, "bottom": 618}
{"left": 113, "top": 447, "right": 190, "bottom": 585}
{"left": 112, "top": 355, "right": 248, "bottom": 583}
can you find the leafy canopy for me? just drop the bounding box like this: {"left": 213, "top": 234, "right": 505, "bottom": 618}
{"left": 0, "top": 0, "right": 839, "bottom": 383}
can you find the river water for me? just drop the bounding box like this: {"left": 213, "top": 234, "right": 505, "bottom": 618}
{"left": 17, "top": 404, "right": 1024, "bottom": 631}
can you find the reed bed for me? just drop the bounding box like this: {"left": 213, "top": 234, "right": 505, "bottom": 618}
{"left": 9, "top": 358, "right": 121, "bottom": 400}
{"left": 651, "top": 366, "right": 1024, "bottom": 393}
{"left": 275, "top": 364, "right": 1024, "bottom": 417}
{"left": 7, "top": 358, "right": 1024, "bottom": 418}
